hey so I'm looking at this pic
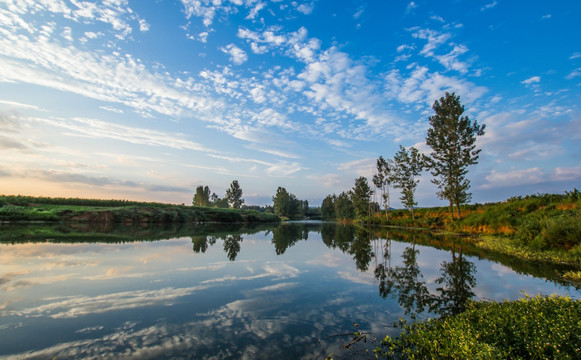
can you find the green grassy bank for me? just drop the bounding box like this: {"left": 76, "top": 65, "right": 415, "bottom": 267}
{"left": 363, "top": 191, "right": 581, "bottom": 281}
{"left": 0, "top": 195, "right": 280, "bottom": 223}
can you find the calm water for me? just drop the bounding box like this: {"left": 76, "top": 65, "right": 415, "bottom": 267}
{"left": 0, "top": 222, "right": 579, "bottom": 359}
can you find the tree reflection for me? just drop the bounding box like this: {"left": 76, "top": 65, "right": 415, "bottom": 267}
{"left": 223, "top": 234, "right": 243, "bottom": 261}
{"left": 374, "top": 233, "right": 477, "bottom": 317}
{"left": 375, "top": 238, "right": 430, "bottom": 315}
{"left": 271, "top": 223, "right": 309, "bottom": 255}
{"left": 431, "top": 244, "right": 476, "bottom": 316}
{"left": 320, "top": 224, "right": 374, "bottom": 271}
{"left": 350, "top": 227, "right": 374, "bottom": 271}
{"left": 191, "top": 235, "right": 216, "bottom": 254}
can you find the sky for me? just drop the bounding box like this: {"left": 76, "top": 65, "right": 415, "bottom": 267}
{"left": 0, "top": 0, "right": 580, "bottom": 207}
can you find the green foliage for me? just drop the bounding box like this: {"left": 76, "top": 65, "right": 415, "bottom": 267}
{"left": 378, "top": 295, "right": 581, "bottom": 359}
{"left": 193, "top": 185, "right": 211, "bottom": 207}
{"left": 351, "top": 176, "right": 373, "bottom": 219}
{"left": 335, "top": 191, "right": 354, "bottom": 220}
{"left": 272, "top": 187, "right": 308, "bottom": 219}
{"left": 392, "top": 145, "right": 428, "bottom": 219}
{"left": 373, "top": 156, "right": 395, "bottom": 220}
{"left": 225, "top": 180, "right": 244, "bottom": 209}
{"left": 425, "top": 92, "right": 485, "bottom": 218}
{"left": 321, "top": 194, "right": 336, "bottom": 220}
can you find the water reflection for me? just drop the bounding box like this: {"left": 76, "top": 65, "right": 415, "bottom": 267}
{"left": 0, "top": 222, "right": 578, "bottom": 359}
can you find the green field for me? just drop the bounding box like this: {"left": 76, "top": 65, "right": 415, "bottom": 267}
{"left": 0, "top": 195, "right": 280, "bottom": 223}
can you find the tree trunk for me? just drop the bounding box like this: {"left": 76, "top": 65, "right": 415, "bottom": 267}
{"left": 386, "top": 188, "right": 390, "bottom": 221}
{"left": 449, "top": 200, "right": 454, "bottom": 221}
{"left": 456, "top": 201, "right": 461, "bottom": 219}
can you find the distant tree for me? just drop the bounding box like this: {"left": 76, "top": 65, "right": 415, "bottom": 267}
{"left": 426, "top": 92, "right": 486, "bottom": 219}
{"left": 373, "top": 156, "right": 395, "bottom": 220}
{"left": 321, "top": 194, "right": 336, "bottom": 220}
{"left": 302, "top": 200, "right": 309, "bottom": 218}
{"left": 225, "top": 180, "right": 244, "bottom": 209}
{"left": 393, "top": 145, "right": 428, "bottom": 220}
{"left": 272, "top": 187, "right": 308, "bottom": 219}
{"left": 335, "top": 191, "right": 354, "bottom": 220}
{"left": 273, "top": 187, "right": 291, "bottom": 217}
{"left": 210, "top": 192, "right": 229, "bottom": 208}
{"left": 193, "top": 185, "right": 211, "bottom": 207}
{"left": 214, "top": 197, "right": 230, "bottom": 208}
{"left": 351, "top": 176, "right": 373, "bottom": 219}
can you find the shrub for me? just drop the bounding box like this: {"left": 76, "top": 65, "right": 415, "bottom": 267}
{"left": 538, "top": 216, "right": 581, "bottom": 250}
{"left": 378, "top": 295, "right": 581, "bottom": 359}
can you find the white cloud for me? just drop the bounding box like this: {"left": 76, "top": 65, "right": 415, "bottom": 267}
{"left": 246, "top": 2, "right": 266, "bottom": 20}
{"left": 554, "top": 165, "right": 581, "bottom": 181}
{"left": 406, "top": 2, "right": 417, "bottom": 13}
{"left": 570, "top": 52, "right": 581, "bottom": 60}
{"left": 413, "top": 28, "right": 451, "bottom": 57}
{"left": 338, "top": 158, "right": 375, "bottom": 177}
{"left": 566, "top": 68, "right": 581, "bottom": 80}
{"left": 435, "top": 44, "right": 469, "bottom": 73}
{"left": 198, "top": 31, "right": 209, "bottom": 43}
{"left": 296, "top": 2, "right": 314, "bottom": 15}
{"left": 353, "top": 6, "right": 365, "bottom": 19}
{"left": 483, "top": 168, "right": 545, "bottom": 188}
{"left": 138, "top": 18, "right": 150, "bottom": 32}
{"left": 221, "top": 43, "right": 248, "bottom": 65}
{"left": 384, "top": 65, "right": 487, "bottom": 107}
{"left": 430, "top": 15, "right": 445, "bottom": 23}
{"left": 521, "top": 76, "right": 541, "bottom": 85}
{"left": 181, "top": 0, "right": 218, "bottom": 26}
{"left": 481, "top": 1, "right": 498, "bottom": 11}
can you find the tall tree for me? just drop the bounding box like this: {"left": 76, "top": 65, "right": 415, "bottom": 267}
{"left": 273, "top": 187, "right": 290, "bottom": 217}
{"left": 321, "top": 194, "right": 336, "bottom": 220}
{"left": 426, "top": 92, "right": 485, "bottom": 219}
{"left": 393, "top": 145, "right": 427, "bottom": 220}
{"left": 193, "top": 185, "right": 211, "bottom": 207}
{"left": 373, "top": 156, "right": 394, "bottom": 220}
{"left": 351, "top": 176, "right": 373, "bottom": 219}
{"left": 334, "top": 191, "right": 354, "bottom": 221}
{"left": 225, "top": 180, "right": 244, "bottom": 209}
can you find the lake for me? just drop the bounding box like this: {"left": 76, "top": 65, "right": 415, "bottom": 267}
{"left": 0, "top": 222, "right": 579, "bottom": 359}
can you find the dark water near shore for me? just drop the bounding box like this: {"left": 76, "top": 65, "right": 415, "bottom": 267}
{"left": 0, "top": 222, "right": 578, "bottom": 359}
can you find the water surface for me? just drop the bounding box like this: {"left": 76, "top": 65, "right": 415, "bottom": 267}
{"left": 0, "top": 222, "right": 578, "bottom": 359}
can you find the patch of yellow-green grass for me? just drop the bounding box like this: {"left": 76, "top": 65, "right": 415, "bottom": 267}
{"left": 563, "top": 270, "right": 581, "bottom": 283}
{"left": 475, "top": 235, "right": 581, "bottom": 267}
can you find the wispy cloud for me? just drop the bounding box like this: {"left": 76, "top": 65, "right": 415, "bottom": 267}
{"left": 31, "top": 116, "right": 217, "bottom": 153}
{"left": 481, "top": 1, "right": 498, "bottom": 11}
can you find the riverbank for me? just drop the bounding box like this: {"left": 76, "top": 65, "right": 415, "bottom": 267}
{"left": 362, "top": 191, "right": 581, "bottom": 282}
{"left": 0, "top": 195, "right": 280, "bottom": 224}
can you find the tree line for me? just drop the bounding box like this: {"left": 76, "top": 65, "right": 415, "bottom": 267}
{"left": 192, "top": 180, "right": 245, "bottom": 209}
{"left": 192, "top": 182, "right": 309, "bottom": 219}
{"left": 321, "top": 92, "right": 485, "bottom": 222}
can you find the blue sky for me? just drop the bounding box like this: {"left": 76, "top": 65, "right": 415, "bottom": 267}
{"left": 0, "top": 0, "right": 580, "bottom": 207}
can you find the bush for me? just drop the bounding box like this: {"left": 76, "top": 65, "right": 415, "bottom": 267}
{"left": 537, "top": 216, "right": 581, "bottom": 250}
{"left": 378, "top": 295, "right": 581, "bottom": 359}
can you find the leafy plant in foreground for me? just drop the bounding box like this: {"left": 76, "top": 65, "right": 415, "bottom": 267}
{"left": 377, "top": 295, "right": 581, "bottom": 359}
